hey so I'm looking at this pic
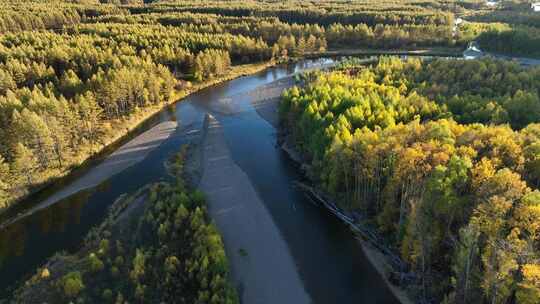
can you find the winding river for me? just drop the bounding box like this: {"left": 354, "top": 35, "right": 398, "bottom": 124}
{"left": 0, "top": 58, "right": 400, "bottom": 303}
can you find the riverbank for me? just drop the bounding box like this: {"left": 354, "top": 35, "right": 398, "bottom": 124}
{"left": 360, "top": 241, "right": 414, "bottom": 304}
{"left": 282, "top": 137, "right": 416, "bottom": 304}
{"left": 197, "top": 114, "right": 311, "bottom": 304}
{"left": 488, "top": 52, "right": 540, "bottom": 66}
{"left": 249, "top": 77, "right": 415, "bottom": 304}
{"left": 307, "top": 46, "right": 462, "bottom": 58}
{"left": 0, "top": 121, "right": 179, "bottom": 229}
{"left": 1, "top": 60, "right": 276, "bottom": 220}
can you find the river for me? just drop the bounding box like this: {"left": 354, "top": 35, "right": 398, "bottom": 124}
{"left": 0, "top": 58, "right": 400, "bottom": 303}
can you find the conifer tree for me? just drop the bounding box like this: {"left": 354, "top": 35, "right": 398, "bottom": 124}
{"left": 11, "top": 142, "right": 38, "bottom": 185}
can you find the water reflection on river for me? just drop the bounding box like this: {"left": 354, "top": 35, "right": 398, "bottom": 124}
{"left": 0, "top": 188, "right": 89, "bottom": 263}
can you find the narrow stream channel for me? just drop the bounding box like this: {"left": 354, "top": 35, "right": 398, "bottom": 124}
{"left": 0, "top": 58, "right": 399, "bottom": 303}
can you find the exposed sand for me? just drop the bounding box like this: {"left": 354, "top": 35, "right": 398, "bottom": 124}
{"left": 215, "top": 75, "right": 294, "bottom": 131}
{"left": 248, "top": 77, "right": 294, "bottom": 128}
{"left": 359, "top": 241, "right": 415, "bottom": 304}
{"left": 1, "top": 121, "right": 178, "bottom": 228}
{"left": 198, "top": 114, "right": 311, "bottom": 304}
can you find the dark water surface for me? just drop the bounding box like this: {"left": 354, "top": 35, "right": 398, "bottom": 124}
{"left": 0, "top": 59, "right": 399, "bottom": 303}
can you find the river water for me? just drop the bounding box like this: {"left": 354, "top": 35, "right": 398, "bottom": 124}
{"left": 0, "top": 58, "right": 399, "bottom": 303}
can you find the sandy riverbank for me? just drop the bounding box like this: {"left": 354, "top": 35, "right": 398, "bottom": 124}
{"left": 198, "top": 114, "right": 311, "bottom": 304}
{"left": 0, "top": 121, "right": 179, "bottom": 229}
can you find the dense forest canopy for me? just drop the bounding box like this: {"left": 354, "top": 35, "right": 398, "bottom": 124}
{"left": 280, "top": 57, "right": 540, "bottom": 303}
{"left": 131, "top": 0, "right": 455, "bottom": 27}
{"left": 1, "top": 0, "right": 540, "bottom": 302}
{"left": 0, "top": 0, "right": 538, "bottom": 56}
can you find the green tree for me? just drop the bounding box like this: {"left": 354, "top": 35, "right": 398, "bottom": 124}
{"left": 516, "top": 264, "right": 540, "bottom": 304}
{"left": 130, "top": 249, "right": 145, "bottom": 282}
{"left": 60, "top": 271, "right": 84, "bottom": 299}
{"left": 451, "top": 225, "right": 481, "bottom": 304}
{"left": 0, "top": 155, "right": 9, "bottom": 207}
{"left": 76, "top": 92, "right": 102, "bottom": 145}
{"left": 0, "top": 70, "right": 15, "bottom": 94}
{"left": 88, "top": 253, "right": 105, "bottom": 273}
{"left": 11, "top": 143, "right": 38, "bottom": 185}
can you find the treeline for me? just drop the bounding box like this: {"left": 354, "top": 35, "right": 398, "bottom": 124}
{"left": 13, "top": 148, "right": 238, "bottom": 303}
{"left": 0, "top": 2, "right": 125, "bottom": 33}
{"left": 280, "top": 57, "right": 540, "bottom": 303}
{"left": 281, "top": 57, "right": 540, "bottom": 156}
{"left": 99, "top": 11, "right": 453, "bottom": 49}
{"left": 129, "top": 0, "right": 453, "bottom": 27}
{"left": 325, "top": 23, "right": 452, "bottom": 48}
{"left": 455, "top": 22, "right": 511, "bottom": 45}
{"left": 457, "top": 21, "right": 540, "bottom": 57}
{"left": 471, "top": 11, "right": 540, "bottom": 29}
{"left": 174, "top": 16, "right": 453, "bottom": 48}
{"left": 5, "top": 0, "right": 540, "bottom": 59}
{"left": 117, "top": 1, "right": 540, "bottom": 58}
{"left": 74, "top": 23, "right": 270, "bottom": 63}
{"left": 476, "top": 26, "right": 540, "bottom": 58}
{"left": 468, "top": 1, "right": 540, "bottom": 28}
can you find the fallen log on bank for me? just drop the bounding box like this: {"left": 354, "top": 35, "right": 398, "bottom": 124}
{"left": 293, "top": 181, "right": 418, "bottom": 286}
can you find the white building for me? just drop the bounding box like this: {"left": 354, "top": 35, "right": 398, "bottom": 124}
{"left": 532, "top": 3, "right": 540, "bottom": 12}
{"left": 463, "top": 41, "right": 483, "bottom": 60}
{"left": 486, "top": 0, "right": 498, "bottom": 7}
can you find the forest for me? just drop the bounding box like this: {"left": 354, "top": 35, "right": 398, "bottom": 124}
{"left": 12, "top": 148, "right": 237, "bottom": 304}
{"left": 0, "top": 1, "right": 272, "bottom": 211}
{"left": 2, "top": 0, "right": 540, "bottom": 303}
{"left": 280, "top": 57, "right": 540, "bottom": 303}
